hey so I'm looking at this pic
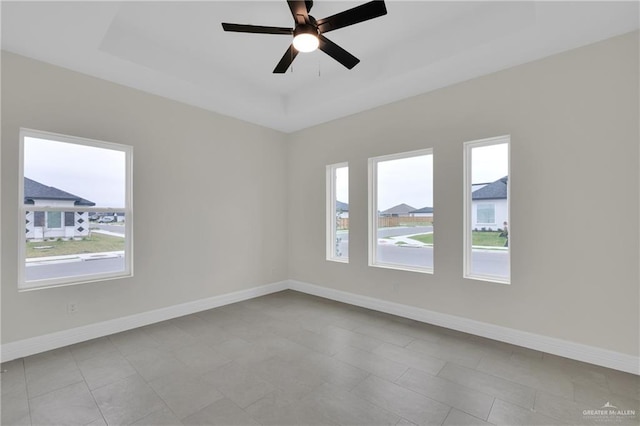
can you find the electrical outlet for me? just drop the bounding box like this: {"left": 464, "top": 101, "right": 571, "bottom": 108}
{"left": 67, "top": 302, "right": 78, "bottom": 314}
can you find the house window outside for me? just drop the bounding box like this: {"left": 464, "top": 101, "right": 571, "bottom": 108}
{"left": 46, "top": 211, "right": 62, "bottom": 229}
{"left": 34, "top": 211, "right": 44, "bottom": 227}
{"left": 369, "top": 149, "right": 434, "bottom": 274}
{"left": 19, "top": 128, "right": 133, "bottom": 290}
{"left": 476, "top": 203, "right": 495, "bottom": 225}
{"left": 64, "top": 211, "right": 75, "bottom": 227}
{"left": 464, "top": 136, "right": 509, "bottom": 284}
{"left": 326, "top": 163, "right": 348, "bottom": 262}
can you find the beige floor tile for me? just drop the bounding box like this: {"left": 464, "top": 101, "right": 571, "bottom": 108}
{"left": 29, "top": 381, "right": 102, "bottom": 426}
{"left": 352, "top": 375, "right": 451, "bottom": 425}
{"left": 148, "top": 368, "right": 225, "bottom": 419}
{"left": 397, "top": 368, "right": 495, "bottom": 420}
{"left": 92, "top": 374, "right": 167, "bottom": 426}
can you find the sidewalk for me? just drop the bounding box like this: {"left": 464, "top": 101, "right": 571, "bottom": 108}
{"left": 378, "top": 232, "right": 508, "bottom": 251}
{"left": 379, "top": 232, "right": 433, "bottom": 248}
{"left": 26, "top": 251, "right": 124, "bottom": 266}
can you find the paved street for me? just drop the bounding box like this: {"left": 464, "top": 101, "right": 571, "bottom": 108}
{"left": 336, "top": 236, "right": 508, "bottom": 277}
{"left": 25, "top": 256, "right": 125, "bottom": 281}
{"left": 93, "top": 224, "right": 125, "bottom": 235}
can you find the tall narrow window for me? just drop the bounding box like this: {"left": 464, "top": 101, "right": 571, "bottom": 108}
{"left": 464, "top": 136, "right": 510, "bottom": 283}
{"left": 369, "top": 149, "right": 434, "bottom": 273}
{"left": 19, "top": 129, "right": 133, "bottom": 290}
{"left": 326, "top": 163, "right": 349, "bottom": 262}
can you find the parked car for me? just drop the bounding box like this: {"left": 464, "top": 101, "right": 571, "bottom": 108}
{"left": 97, "top": 216, "right": 115, "bottom": 223}
{"left": 88, "top": 214, "right": 100, "bottom": 221}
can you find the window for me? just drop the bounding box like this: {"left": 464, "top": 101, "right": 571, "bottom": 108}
{"left": 326, "top": 163, "right": 348, "bottom": 262}
{"left": 369, "top": 149, "right": 434, "bottom": 273}
{"left": 19, "top": 129, "right": 133, "bottom": 290}
{"left": 464, "top": 136, "right": 510, "bottom": 283}
{"left": 46, "top": 211, "right": 62, "bottom": 229}
{"left": 476, "top": 203, "right": 496, "bottom": 225}
{"left": 64, "top": 212, "right": 75, "bottom": 227}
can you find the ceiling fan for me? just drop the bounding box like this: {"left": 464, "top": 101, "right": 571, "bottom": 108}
{"left": 222, "top": 0, "right": 387, "bottom": 73}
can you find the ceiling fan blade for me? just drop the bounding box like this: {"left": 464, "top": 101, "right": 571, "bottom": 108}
{"left": 287, "top": 0, "right": 309, "bottom": 25}
{"left": 273, "top": 44, "right": 299, "bottom": 73}
{"left": 222, "top": 23, "right": 293, "bottom": 35}
{"left": 318, "top": 35, "right": 359, "bottom": 69}
{"left": 316, "top": 1, "right": 387, "bottom": 34}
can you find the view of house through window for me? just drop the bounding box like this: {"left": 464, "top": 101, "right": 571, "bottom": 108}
{"left": 326, "top": 163, "right": 349, "bottom": 262}
{"left": 464, "top": 136, "right": 510, "bottom": 283}
{"left": 369, "top": 149, "right": 434, "bottom": 273}
{"left": 19, "top": 129, "right": 132, "bottom": 290}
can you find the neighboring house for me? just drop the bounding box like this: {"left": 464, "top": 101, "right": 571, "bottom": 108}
{"left": 471, "top": 176, "right": 508, "bottom": 231}
{"left": 409, "top": 206, "right": 433, "bottom": 218}
{"left": 24, "top": 177, "right": 95, "bottom": 240}
{"left": 336, "top": 200, "right": 349, "bottom": 219}
{"left": 380, "top": 203, "right": 416, "bottom": 217}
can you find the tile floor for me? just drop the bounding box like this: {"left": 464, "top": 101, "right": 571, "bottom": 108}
{"left": 1, "top": 290, "right": 638, "bottom": 425}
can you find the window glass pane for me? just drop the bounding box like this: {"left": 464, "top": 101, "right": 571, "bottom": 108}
{"left": 24, "top": 137, "right": 126, "bottom": 208}
{"left": 333, "top": 166, "right": 349, "bottom": 260}
{"left": 467, "top": 140, "right": 509, "bottom": 282}
{"left": 64, "top": 211, "right": 75, "bottom": 226}
{"left": 46, "top": 211, "right": 61, "bottom": 228}
{"left": 477, "top": 204, "right": 495, "bottom": 224}
{"left": 372, "top": 151, "right": 433, "bottom": 272}
{"left": 34, "top": 211, "right": 44, "bottom": 227}
{"left": 21, "top": 129, "right": 132, "bottom": 289}
{"left": 25, "top": 212, "right": 127, "bottom": 283}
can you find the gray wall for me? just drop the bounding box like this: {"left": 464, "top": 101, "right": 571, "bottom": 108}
{"left": 1, "top": 52, "right": 289, "bottom": 343}
{"left": 287, "top": 32, "right": 639, "bottom": 357}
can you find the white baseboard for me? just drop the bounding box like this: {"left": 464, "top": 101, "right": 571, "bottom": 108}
{"left": 0, "top": 281, "right": 288, "bottom": 363}
{"left": 2, "top": 278, "right": 637, "bottom": 375}
{"left": 288, "top": 280, "right": 640, "bottom": 375}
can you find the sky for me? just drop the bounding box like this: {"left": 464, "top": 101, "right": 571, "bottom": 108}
{"left": 377, "top": 154, "right": 433, "bottom": 211}
{"left": 24, "top": 137, "right": 126, "bottom": 208}
{"left": 471, "top": 143, "right": 509, "bottom": 184}
{"left": 335, "top": 166, "right": 348, "bottom": 204}
{"left": 334, "top": 142, "right": 508, "bottom": 211}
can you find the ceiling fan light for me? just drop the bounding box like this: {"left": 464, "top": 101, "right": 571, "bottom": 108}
{"left": 293, "top": 25, "right": 319, "bottom": 52}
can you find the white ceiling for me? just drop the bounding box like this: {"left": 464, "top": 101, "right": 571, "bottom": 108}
{"left": 2, "top": 1, "right": 638, "bottom": 133}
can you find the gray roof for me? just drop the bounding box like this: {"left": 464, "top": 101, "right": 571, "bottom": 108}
{"left": 336, "top": 201, "right": 349, "bottom": 212}
{"left": 472, "top": 176, "right": 507, "bottom": 200}
{"left": 409, "top": 206, "right": 434, "bottom": 214}
{"left": 381, "top": 203, "right": 416, "bottom": 215}
{"left": 24, "top": 177, "right": 95, "bottom": 206}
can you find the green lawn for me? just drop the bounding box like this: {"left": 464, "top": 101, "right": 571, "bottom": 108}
{"left": 26, "top": 233, "right": 125, "bottom": 258}
{"left": 408, "top": 231, "right": 506, "bottom": 247}
{"left": 472, "top": 231, "right": 507, "bottom": 247}
{"left": 408, "top": 233, "right": 434, "bottom": 244}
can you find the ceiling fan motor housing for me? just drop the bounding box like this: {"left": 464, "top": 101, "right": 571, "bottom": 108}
{"left": 294, "top": 23, "right": 319, "bottom": 38}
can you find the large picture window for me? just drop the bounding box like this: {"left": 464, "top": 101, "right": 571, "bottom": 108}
{"left": 326, "top": 163, "right": 349, "bottom": 262}
{"left": 19, "top": 129, "right": 133, "bottom": 290}
{"left": 464, "top": 136, "right": 510, "bottom": 283}
{"left": 369, "top": 149, "right": 434, "bottom": 273}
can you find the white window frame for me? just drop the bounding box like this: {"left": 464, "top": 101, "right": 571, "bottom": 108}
{"left": 368, "top": 148, "right": 434, "bottom": 274}
{"left": 18, "top": 128, "right": 134, "bottom": 291}
{"left": 463, "top": 135, "right": 510, "bottom": 284}
{"left": 326, "top": 162, "right": 348, "bottom": 263}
